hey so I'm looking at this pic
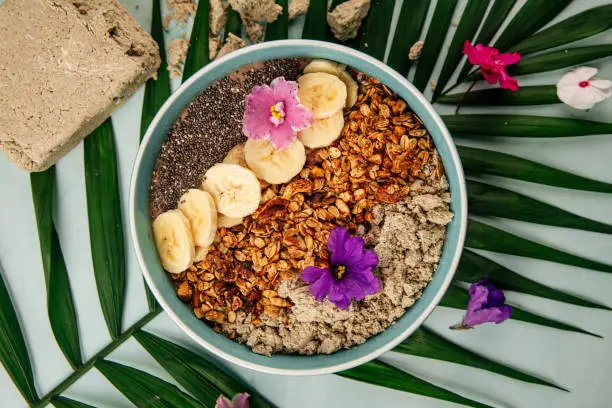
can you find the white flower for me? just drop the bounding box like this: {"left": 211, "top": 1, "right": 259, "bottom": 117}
{"left": 556, "top": 67, "right": 612, "bottom": 110}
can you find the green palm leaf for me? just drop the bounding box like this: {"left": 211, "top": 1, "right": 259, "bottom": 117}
{"left": 457, "top": 250, "right": 610, "bottom": 310}
{"left": 394, "top": 327, "right": 566, "bottom": 390}
{"left": 30, "top": 168, "right": 82, "bottom": 368}
{"left": 302, "top": 0, "right": 327, "bottom": 40}
{"left": 264, "top": 0, "right": 288, "bottom": 41}
{"left": 356, "top": 0, "right": 396, "bottom": 60}
{"left": 412, "top": 0, "right": 459, "bottom": 92}
{"left": 457, "top": 146, "right": 612, "bottom": 193}
{"left": 0, "top": 265, "right": 39, "bottom": 404}
{"left": 467, "top": 219, "right": 612, "bottom": 274}
{"left": 134, "top": 330, "right": 276, "bottom": 408}
{"left": 224, "top": 5, "right": 242, "bottom": 38}
{"left": 511, "top": 44, "right": 612, "bottom": 76}
{"left": 492, "top": 0, "right": 573, "bottom": 52}
{"left": 387, "top": 0, "right": 430, "bottom": 75}
{"left": 440, "top": 285, "right": 602, "bottom": 338}
{"left": 182, "top": 0, "right": 210, "bottom": 82}
{"left": 438, "top": 85, "right": 558, "bottom": 106}
{"left": 444, "top": 114, "right": 612, "bottom": 137}
{"left": 467, "top": 180, "right": 612, "bottom": 235}
{"left": 456, "top": 0, "right": 518, "bottom": 81}
{"left": 432, "top": 0, "right": 491, "bottom": 100}
{"left": 96, "top": 360, "right": 203, "bottom": 408}
{"left": 52, "top": 396, "right": 96, "bottom": 408}
{"left": 141, "top": 0, "right": 171, "bottom": 141}
{"left": 511, "top": 5, "right": 612, "bottom": 55}
{"left": 83, "top": 119, "right": 125, "bottom": 339}
{"left": 339, "top": 360, "right": 494, "bottom": 408}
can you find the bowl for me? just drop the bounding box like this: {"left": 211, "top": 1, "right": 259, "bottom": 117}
{"left": 130, "top": 39, "right": 467, "bottom": 375}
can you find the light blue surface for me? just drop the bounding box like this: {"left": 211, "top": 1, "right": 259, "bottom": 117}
{"left": 131, "top": 40, "right": 467, "bottom": 374}
{"left": 1, "top": 0, "right": 612, "bottom": 407}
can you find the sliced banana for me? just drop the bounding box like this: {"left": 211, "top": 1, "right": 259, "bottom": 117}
{"left": 298, "top": 73, "right": 347, "bottom": 119}
{"left": 298, "top": 110, "right": 344, "bottom": 148}
{"left": 304, "top": 59, "right": 346, "bottom": 76}
{"left": 178, "top": 189, "right": 217, "bottom": 248}
{"left": 244, "top": 139, "right": 306, "bottom": 184}
{"left": 202, "top": 163, "right": 261, "bottom": 218}
{"left": 338, "top": 70, "right": 359, "bottom": 108}
{"left": 223, "top": 143, "right": 248, "bottom": 168}
{"left": 194, "top": 246, "right": 209, "bottom": 262}
{"left": 152, "top": 209, "right": 195, "bottom": 274}
{"left": 218, "top": 214, "right": 244, "bottom": 228}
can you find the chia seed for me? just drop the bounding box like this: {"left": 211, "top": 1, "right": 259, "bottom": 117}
{"left": 149, "top": 58, "right": 308, "bottom": 219}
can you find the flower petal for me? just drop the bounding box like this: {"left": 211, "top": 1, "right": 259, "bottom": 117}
{"left": 557, "top": 86, "right": 600, "bottom": 109}
{"left": 231, "top": 393, "right": 250, "bottom": 408}
{"left": 328, "top": 227, "right": 350, "bottom": 262}
{"left": 301, "top": 266, "right": 326, "bottom": 283}
{"left": 464, "top": 305, "right": 512, "bottom": 327}
{"left": 486, "top": 288, "right": 506, "bottom": 307}
{"left": 268, "top": 122, "right": 297, "bottom": 149}
{"left": 499, "top": 51, "right": 521, "bottom": 66}
{"left": 216, "top": 395, "right": 233, "bottom": 408}
{"left": 590, "top": 79, "right": 612, "bottom": 95}
{"left": 498, "top": 69, "right": 519, "bottom": 91}
{"left": 243, "top": 86, "right": 278, "bottom": 140}
{"left": 328, "top": 284, "right": 351, "bottom": 309}
{"left": 307, "top": 269, "right": 334, "bottom": 302}
{"left": 480, "top": 68, "right": 500, "bottom": 85}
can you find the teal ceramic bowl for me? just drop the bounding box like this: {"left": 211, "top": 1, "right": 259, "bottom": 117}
{"left": 130, "top": 40, "right": 467, "bottom": 375}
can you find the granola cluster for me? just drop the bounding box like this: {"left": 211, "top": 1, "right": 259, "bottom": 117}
{"left": 171, "top": 72, "right": 444, "bottom": 334}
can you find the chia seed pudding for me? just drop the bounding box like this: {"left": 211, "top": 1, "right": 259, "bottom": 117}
{"left": 149, "top": 57, "right": 452, "bottom": 355}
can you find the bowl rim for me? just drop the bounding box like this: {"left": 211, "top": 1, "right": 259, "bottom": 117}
{"left": 130, "top": 39, "right": 467, "bottom": 375}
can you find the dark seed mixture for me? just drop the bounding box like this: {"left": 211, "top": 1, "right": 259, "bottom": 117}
{"left": 149, "top": 58, "right": 308, "bottom": 219}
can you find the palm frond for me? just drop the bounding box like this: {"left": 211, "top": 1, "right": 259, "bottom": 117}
{"left": 457, "top": 146, "right": 612, "bottom": 193}
{"left": 339, "top": 360, "right": 494, "bottom": 408}
{"left": 96, "top": 360, "right": 204, "bottom": 407}
{"left": 457, "top": 250, "right": 610, "bottom": 310}
{"left": 432, "top": 0, "right": 492, "bottom": 100}
{"left": 134, "top": 330, "right": 277, "bottom": 408}
{"left": 52, "top": 396, "right": 96, "bottom": 408}
{"left": 30, "top": 168, "right": 82, "bottom": 368}
{"left": 0, "top": 266, "right": 39, "bottom": 404}
{"left": 511, "top": 5, "right": 612, "bottom": 55}
{"left": 492, "top": 0, "right": 573, "bottom": 52}
{"left": 440, "top": 285, "right": 602, "bottom": 338}
{"left": 83, "top": 119, "right": 125, "bottom": 339}
{"left": 443, "top": 114, "right": 612, "bottom": 137}
{"left": 182, "top": 0, "right": 210, "bottom": 82}
{"left": 224, "top": 5, "right": 242, "bottom": 38}
{"left": 387, "top": 0, "right": 430, "bottom": 75}
{"left": 394, "top": 327, "right": 567, "bottom": 391}
{"left": 356, "top": 0, "right": 396, "bottom": 59}
{"left": 264, "top": 0, "right": 289, "bottom": 41}
{"left": 412, "top": 0, "right": 459, "bottom": 92}
{"left": 467, "top": 180, "right": 612, "bottom": 235}
{"left": 438, "top": 85, "right": 558, "bottom": 106}
{"left": 467, "top": 219, "right": 612, "bottom": 274}
{"left": 302, "top": 0, "right": 327, "bottom": 40}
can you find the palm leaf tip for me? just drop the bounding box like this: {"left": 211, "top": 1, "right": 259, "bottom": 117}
{"left": 395, "top": 327, "right": 568, "bottom": 391}
{"left": 339, "top": 360, "right": 495, "bottom": 408}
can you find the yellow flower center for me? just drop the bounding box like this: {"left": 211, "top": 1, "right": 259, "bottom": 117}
{"left": 270, "top": 104, "right": 284, "bottom": 120}
{"left": 334, "top": 265, "right": 346, "bottom": 280}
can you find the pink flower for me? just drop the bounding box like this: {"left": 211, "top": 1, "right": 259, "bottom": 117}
{"left": 216, "top": 393, "right": 250, "bottom": 408}
{"left": 243, "top": 77, "right": 313, "bottom": 149}
{"left": 556, "top": 67, "right": 612, "bottom": 110}
{"left": 462, "top": 41, "right": 521, "bottom": 91}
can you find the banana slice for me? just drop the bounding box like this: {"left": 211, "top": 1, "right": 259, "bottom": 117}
{"left": 202, "top": 163, "right": 261, "bottom": 218}
{"left": 218, "top": 214, "right": 243, "bottom": 228}
{"left": 244, "top": 139, "right": 306, "bottom": 184}
{"left": 223, "top": 143, "right": 248, "bottom": 168}
{"left": 152, "top": 209, "right": 195, "bottom": 274}
{"left": 178, "top": 189, "right": 217, "bottom": 248}
{"left": 303, "top": 59, "right": 346, "bottom": 76}
{"left": 338, "top": 70, "right": 358, "bottom": 108}
{"left": 194, "top": 246, "right": 209, "bottom": 262}
{"left": 298, "top": 110, "right": 344, "bottom": 148}
{"left": 298, "top": 73, "right": 347, "bottom": 119}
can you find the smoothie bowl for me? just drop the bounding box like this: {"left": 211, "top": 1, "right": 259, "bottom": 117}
{"left": 130, "top": 40, "right": 467, "bottom": 375}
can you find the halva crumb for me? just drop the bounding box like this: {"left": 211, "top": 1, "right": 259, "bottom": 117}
{"left": 327, "top": 0, "right": 371, "bottom": 41}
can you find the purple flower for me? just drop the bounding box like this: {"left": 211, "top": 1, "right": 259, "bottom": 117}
{"left": 243, "top": 76, "right": 313, "bottom": 149}
{"left": 301, "top": 227, "right": 381, "bottom": 309}
{"left": 455, "top": 277, "right": 512, "bottom": 329}
{"left": 216, "top": 393, "right": 249, "bottom": 408}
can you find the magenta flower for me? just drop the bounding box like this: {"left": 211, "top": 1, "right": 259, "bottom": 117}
{"left": 462, "top": 41, "right": 521, "bottom": 91}
{"left": 216, "top": 393, "right": 249, "bottom": 408}
{"left": 454, "top": 277, "right": 512, "bottom": 329}
{"left": 243, "top": 76, "right": 313, "bottom": 149}
{"left": 301, "top": 227, "right": 380, "bottom": 309}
